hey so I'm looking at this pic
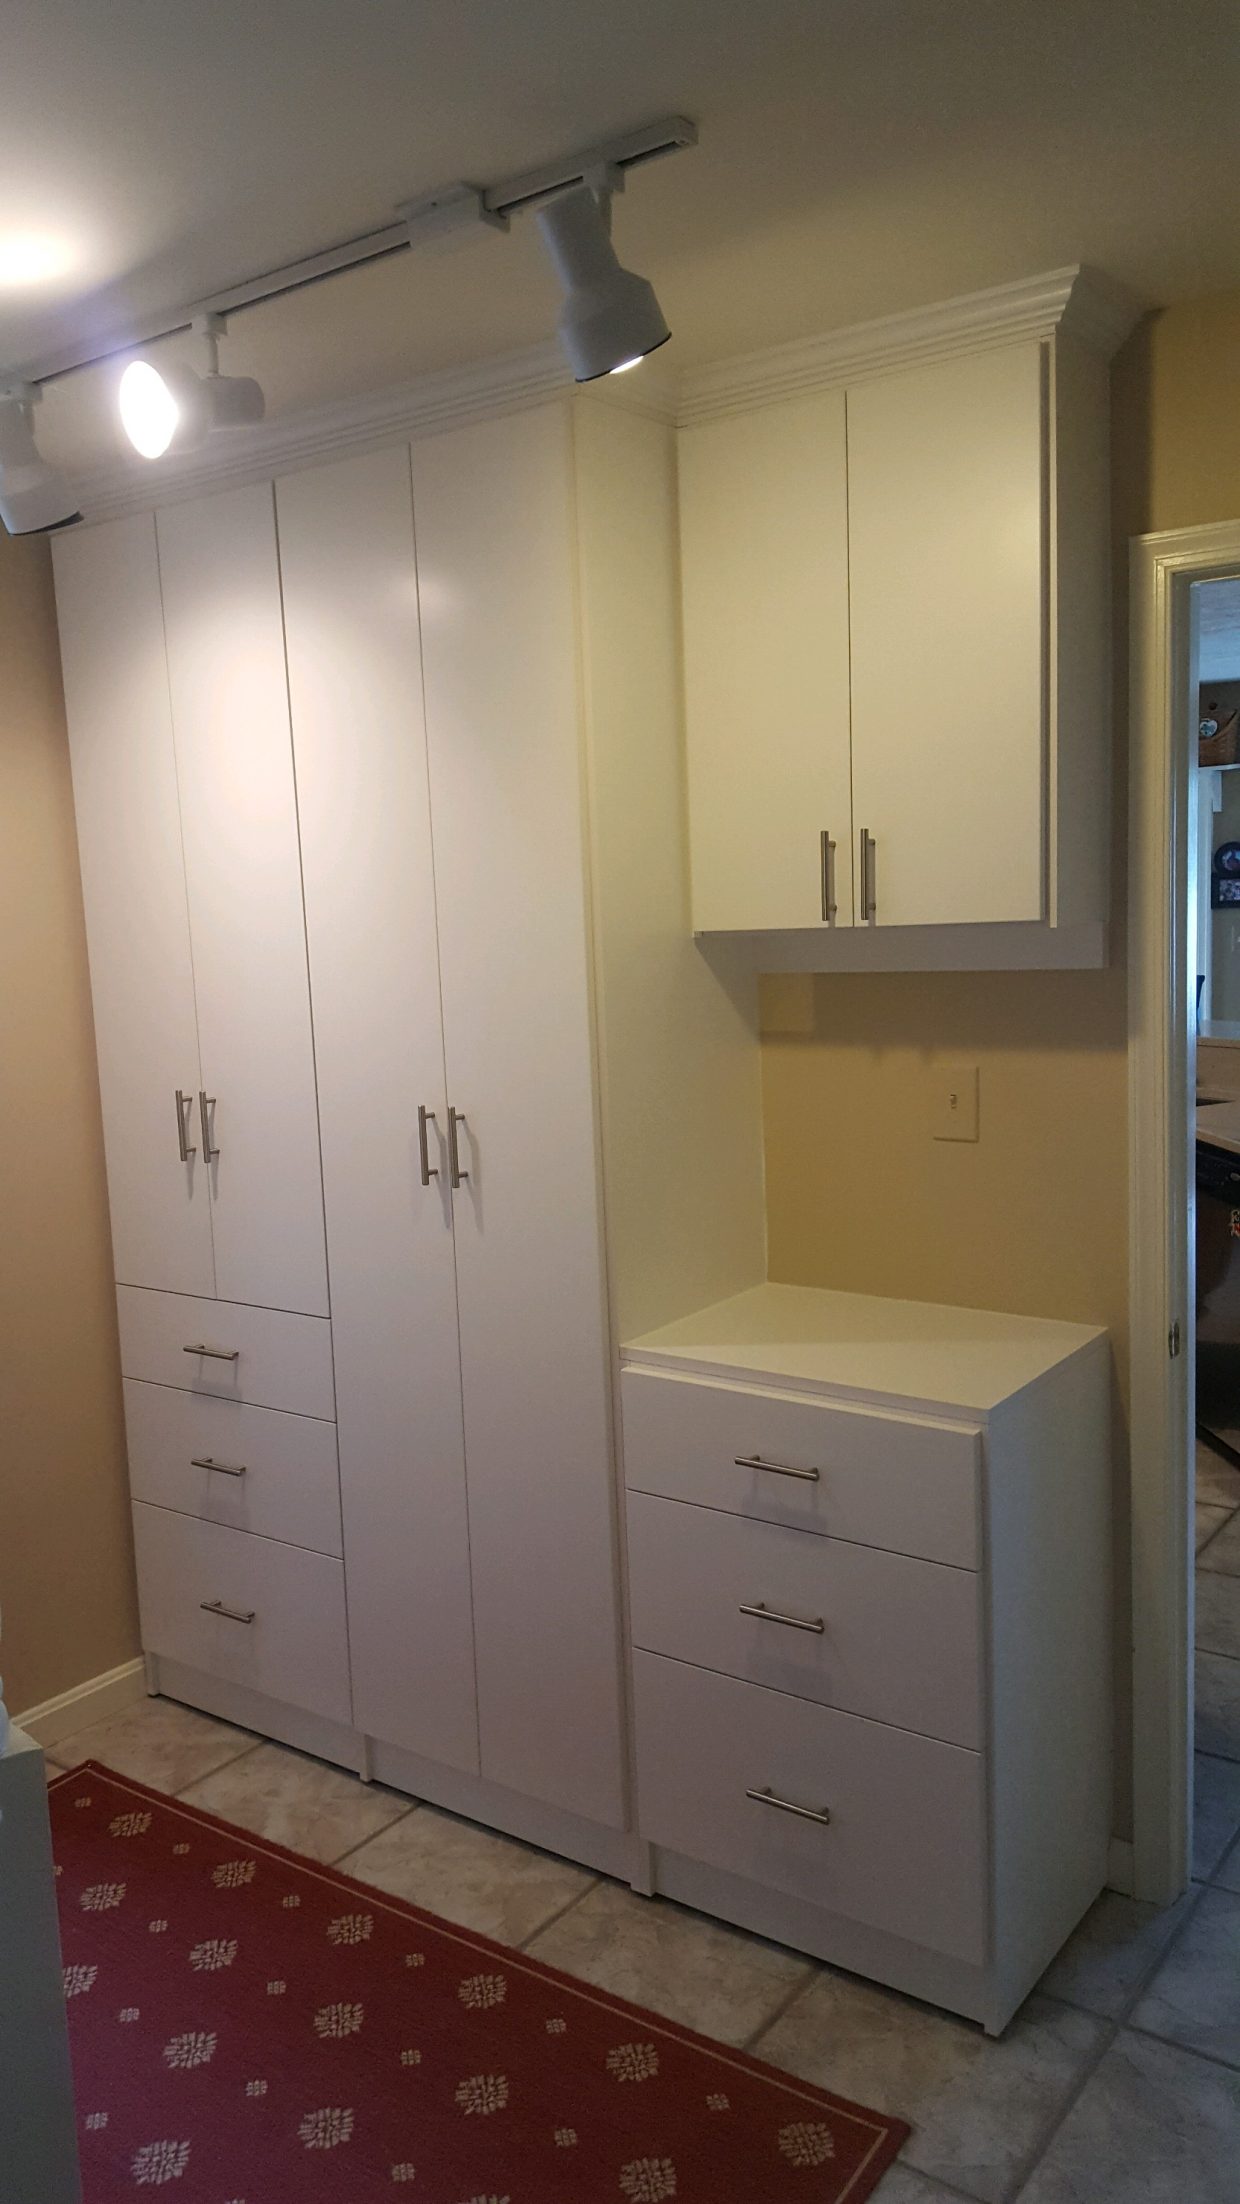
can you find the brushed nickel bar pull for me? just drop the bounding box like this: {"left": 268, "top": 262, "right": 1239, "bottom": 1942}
{"left": 734, "top": 1453, "right": 820, "bottom": 1484}
{"left": 183, "top": 1344, "right": 240, "bottom": 1362}
{"left": 417, "top": 1103, "right": 440, "bottom": 1186}
{"left": 447, "top": 1105, "right": 469, "bottom": 1189}
{"left": 746, "top": 1785, "right": 831, "bottom": 1827}
{"left": 739, "top": 1599, "right": 825, "bottom": 1635}
{"left": 199, "top": 1599, "right": 255, "bottom": 1625}
{"left": 174, "top": 1089, "right": 197, "bottom": 1163}
{"left": 860, "top": 827, "right": 877, "bottom": 922}
{"left": 191, "top": 1456, "right": 247, "bottom": 1478}
{"left": 819, "top": 830, "right": 837, "bottom": 924}
{"left": 199, "top": 1090, "right": 220, "bottom": 1161}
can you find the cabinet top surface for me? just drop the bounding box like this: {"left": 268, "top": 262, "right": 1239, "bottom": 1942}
{"left": 621, "top": 1281, "right": 1105, "bottom": 1415}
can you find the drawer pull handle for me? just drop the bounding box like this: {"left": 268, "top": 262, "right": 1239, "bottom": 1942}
{"left": 739, "top": 1599, "right": 825, "bottom": 1635}
{"left": 199, "top": 1599, "right": 255, "bottom": 1625}
{"left": 746, "top": 1785, "right": 832, "bottom": 1827}
{"left": 191, "top": 1456, "right": 247, "bottom": 1478}
{"left": 735, "top": 1453, "right": 820, "bottom": 1484}
{"left": 183, "top": 1344, "right": 240, "bottom": 1362}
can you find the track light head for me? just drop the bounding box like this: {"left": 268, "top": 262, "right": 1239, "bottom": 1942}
{"left": 0, "top": 386, "right": 80, "bottom": 536}
{"left": 534, "top": 186, "right": 670, "bottom": 383}
{"left": 119, "top": 315, "right": 264, "bottom": 459}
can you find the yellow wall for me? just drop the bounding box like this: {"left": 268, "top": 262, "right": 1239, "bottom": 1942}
{"left": 0, "top": 528, "right": 138, "bottom": 1715}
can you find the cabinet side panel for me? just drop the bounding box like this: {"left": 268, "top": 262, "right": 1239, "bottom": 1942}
{"left": 277, "top": 447, "right": 479, "bottom": 1773}
{"left": 573, "top": 400, "right": 766, "bottom": 1339}
{"left": 52, "top": 517, "right": 214, "bottom": 1296}
{"left": 1049, "top": 334, "right": 1111, "bottom": 929}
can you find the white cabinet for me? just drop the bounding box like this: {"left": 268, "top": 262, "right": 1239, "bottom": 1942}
{"left": 54, "top": 515, "right": 214, "bottom": 1297}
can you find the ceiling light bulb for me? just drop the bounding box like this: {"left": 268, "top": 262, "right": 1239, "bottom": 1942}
{"left": 118, "top": 359, "right": 183, "bottom": 458}
{"left": 534, "top": 185, "right": 670, "bottom": 383}
{"left": 608, "top": 357, "right": 643, "bottom": 375}
{"left": 0, "top": 388, "right": 80, "bottom": 536}
{"left": 119, "top": 319, "right": 264, "bottom": 460}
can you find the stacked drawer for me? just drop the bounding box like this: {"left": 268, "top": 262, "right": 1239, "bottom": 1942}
{"left": 621, "top": 1368, "right": 988, "bottom": 1965}
{"left": 119, "top": 1287, "right": 351, "bottom": 1725}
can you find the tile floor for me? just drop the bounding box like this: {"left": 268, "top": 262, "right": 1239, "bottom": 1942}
{"left": 42, "top": 1465, "right": 1240, "bottom": 2202}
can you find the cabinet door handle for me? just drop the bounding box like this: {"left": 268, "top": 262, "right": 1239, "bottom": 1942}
{"left": 198, "top": 1090, "right": 220, "bottom": 1161}
{"left": 417, "top": 1104, "right": 440, "bottom": 1185}
{"left": 174, "top": 1089, "right": 197, "bottom": 1162}
{"left": 447, "top": 1106, "right": 469, "bottom": 1188}
{"left": 734, "top": 1453, "right": 820, "bottom": 1484}
{"left": 199, "top": 1599, "right": 255, "bottom": 1625}
{"left": 746, "top": 1784, "right": 832, "bottom": 1827}
{"left": 190, "top": 1456, "right": 247, "bottom": 1478}
{"left": 819, "top": 830, "right": 837, "bottom": 924}
{"left": 860, "top": 827, "right": 877, "bottom": 922}
{"left": 739, "top": 1599, "right": 825, "bottom": 1635}
{"left": 183, "top": 1343, "right": 240, "bottom": 1362}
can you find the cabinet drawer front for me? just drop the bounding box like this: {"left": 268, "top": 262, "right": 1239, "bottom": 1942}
{"left": 627, "top": 1492, "right": 981, "bottom": 1748}
{"left": 125, "top": 1381, "right": 342, "bottom": 1557}
{"left": 117, "top": 1287, "right": 334, "bottom": 1419}
{"left": 621, "top": 1370, "right": 979, "bottom": 1569}
{"left": 132, "top": 1504, "right": 351, "bottom": 1724}
{"left": 633, "top": 1651, "right": 986, "bottom": 1964}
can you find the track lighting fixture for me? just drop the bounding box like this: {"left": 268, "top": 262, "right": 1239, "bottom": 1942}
{"left": 533, "top": 184, "right": 670, "bottom": 383}
{"left": 0, "top": 384, "right": 80, "bottom": 535}
{"left": 119, "top": 313, "right": 264, "bottom": 459}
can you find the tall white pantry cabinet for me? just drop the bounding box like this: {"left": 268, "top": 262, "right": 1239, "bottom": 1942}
{"left": 54, "top": 396, "right": 767, "bottom": 1861}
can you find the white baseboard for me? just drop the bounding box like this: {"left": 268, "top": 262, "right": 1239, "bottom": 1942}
{"left": 1107, "top": 1837, "right": 1135, "bottom": 1896}
{"left": 14, "top": 1658, "right": 146, "bottom": 1749}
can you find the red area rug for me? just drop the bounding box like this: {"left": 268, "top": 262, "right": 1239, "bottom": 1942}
{"left": 50, "top": 1761, "right": 908, "bottom": 2201}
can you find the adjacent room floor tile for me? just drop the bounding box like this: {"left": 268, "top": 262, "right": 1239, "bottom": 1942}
{"left": 341, "top": 1801, "right": 596, "bottom": 1947}
{"left": 874, "top": 2168, "right": 969, "bottom": 2201}
{"left": 1199, "top": 1508, "right": 1240, "bottom": 1575}
{"left": 178, "top": 1740, "right": 412, "bottom": 1863}
{"left": 1197, "top": 1502, "right": 1233, "bottom": 1555}
{"left": 756, "top": 1977, "right": 1107, "bottom": 2204}
{"left": 1196, "top": 1651, "right": 1240, "bottom": 1760}
{"left": 1193, "top": 1752, "right": 1240, "bottom": 1879}
{"left": 1037, "top": 1888, "right": 1198, "bottom": 2019}
{"left": 1196, "top": 1571, "right": 1240, "bottom": 1659}
{"left": 1015, "top": 2029, "right": 1240, "bottom": 2202}
{"left": 1215, "top": 1835, "right": 1240, "bottom": 1895}
{"left": 1131, "top": 1885, "right": 1240, "bottom": 2068}
{"left": 1195, "top": 1441, "right": 1240, "bottom": 1511}
{"left": 525, "top": 1880, "right": 813, "bottom": 2047}
{"left": 47, "top": 1696, "right": 256, "bottom": 1793}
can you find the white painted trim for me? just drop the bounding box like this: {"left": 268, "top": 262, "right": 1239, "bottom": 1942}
{"left": 1107, "top": 1837, "right": 1135, "bottom": 1896}
{"left": 696, "top": 920, "right": 1108, "bottom": 973}
{"left": 1129, "top": 518, "right": 1240, "bottom": 1905}
{"left": 15, "top": 1657, "right": 146, "bottom": 1748}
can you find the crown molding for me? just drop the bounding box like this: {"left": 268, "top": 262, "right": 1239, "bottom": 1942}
{"left": 677, "top": 264, "right": 1144, "bottom": 425}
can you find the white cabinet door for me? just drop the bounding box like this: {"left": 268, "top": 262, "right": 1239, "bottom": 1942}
{"left": 679, "top": 389, "right": 853, "bottom": 931}
{"left": 412, "top": 404, "right": 626, "bottom": 1830}
{"left": 156, "top": 486, "right": 328, "bottom": 1316}
{"left": 54, "top": 516, "right": 215, "bottom": 1296}
{"left": 277, "top": 446, "right": 480, "bottom": 1775}
{"left": 848, "top": 342, "right": 1048, "bottom": 927}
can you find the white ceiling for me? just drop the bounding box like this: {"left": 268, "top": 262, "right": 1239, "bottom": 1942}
{"left": 6, "top": 1, "right": 1240, "bottom": 473}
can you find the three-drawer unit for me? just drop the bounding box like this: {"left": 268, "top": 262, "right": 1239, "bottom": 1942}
{"left": 620, "top": 1282, "right": 1111, "bottom": 2035}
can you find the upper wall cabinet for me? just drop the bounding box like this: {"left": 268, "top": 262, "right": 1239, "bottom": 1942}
{"left": 678, "top": 270, "right": 1136, "bottom": 965}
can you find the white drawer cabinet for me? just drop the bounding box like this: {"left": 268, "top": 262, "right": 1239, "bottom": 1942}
{"left": 132, "top": 1505, "right": 352, "bottom": 1724}
{"left": 116, "top": 1287, "right": 335, "bottom": 1419}
{"left": 627, "top": 1490, "right": 981, "bottom": 1747}
{"left": 124, "top": 1380, "right": 342, "bottom": 1556}
{"left": 622, "top": 1282, "right": 1112, "bottom": 2033}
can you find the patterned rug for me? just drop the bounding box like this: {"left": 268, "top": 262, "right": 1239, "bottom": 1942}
{"left": 50, "top": 1761, "right": 909, "bottom": 2201}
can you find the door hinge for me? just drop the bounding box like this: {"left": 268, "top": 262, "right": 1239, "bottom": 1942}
{"left": 1169, "top": 1319, "right": 1182, "bottom": 1359}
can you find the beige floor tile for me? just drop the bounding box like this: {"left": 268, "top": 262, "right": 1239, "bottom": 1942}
{"left": 525, "top": 1879, "right": 813, "bottom": 2046}
{"left": 341, "top": 1801, "right": 596, "bottom": 1946}
{"left": 1197, "top": 1503, "right": 1233, "bottom": 1555}
{"left": 1194, "top": 1752, "right": 1240, "bottom": 1880}
{"left": 1132, "top": 1886, "right": 1240, "bottom": 2068}
{"left": 177, "top": 1740, "right": 412, "bottom": 1863}
{"left": 1196, "top": 1571, "right": 1240, "bottom": 1659}
{"left": 1196, "top": 1441, "right": 1240, "bottom": 1511}
{"left": 1199, "top": 1508, "right": 1240, "bottom": 1575}
{"left": 1037, "top": 1889, "right": 1198, "bottom": 2019}
{"left": 1215, "top": 1835, "right": 1240, "bottom": 1895}
{"left": 1015, "top": 2029, "right": 1240, "bottom": 2202}
{"left": 47, "top": 1696, "right": 256, "bottom": 1792}
{"left": 756, "top": 1977, "right": 1107, "bottom": 2204}
{"left": 873, "top": 2169, "right": 965, "bottom": 2201}
{"left": 1195, "top": 1651, "right": 1240, "bottom": 1761}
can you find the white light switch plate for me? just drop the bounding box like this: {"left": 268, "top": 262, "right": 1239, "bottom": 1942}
{"left": 932, "top": 1061, "right": 980, "bottom": 1142}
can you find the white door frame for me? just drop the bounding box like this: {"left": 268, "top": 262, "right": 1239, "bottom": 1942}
{"left": 1129, "top": 517, "right": 1240, "bottom": 1903}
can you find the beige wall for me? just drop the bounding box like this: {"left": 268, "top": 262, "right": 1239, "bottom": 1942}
{"left": 0, "top": 528, "right": 138, "bottom": 1715}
